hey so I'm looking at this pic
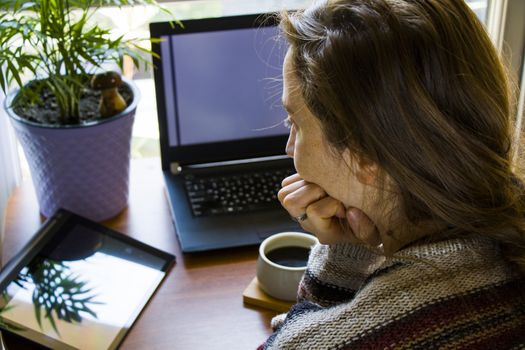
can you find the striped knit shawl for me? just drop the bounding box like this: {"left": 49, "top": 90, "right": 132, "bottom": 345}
{"left": 260, "top": 236, "right": 525, "bottom": 349}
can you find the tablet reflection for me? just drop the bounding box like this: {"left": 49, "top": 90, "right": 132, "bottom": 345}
{"left": 1, "top": 242, "right": 165, "bottom": 349}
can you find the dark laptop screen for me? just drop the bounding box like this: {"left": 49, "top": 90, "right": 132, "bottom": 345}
{"left": 159, "top": 26, "right": 288, "bottom": 147}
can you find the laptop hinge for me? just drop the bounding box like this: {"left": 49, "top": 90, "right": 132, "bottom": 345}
{"left": 170, "top": 162, "right": 182, "bottom": 175}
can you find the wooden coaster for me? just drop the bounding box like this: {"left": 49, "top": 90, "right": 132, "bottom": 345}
{"left": 243, "top": 277, "right": 294, "bottom": 313}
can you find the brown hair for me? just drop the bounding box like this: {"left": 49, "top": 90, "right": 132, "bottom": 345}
{"left": 280, "top": 0, "right": 525, "bottom": 271}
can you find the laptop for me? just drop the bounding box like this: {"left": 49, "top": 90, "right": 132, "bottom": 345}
{"left": 150, "top": 13, "right": 303, "bottom": 252}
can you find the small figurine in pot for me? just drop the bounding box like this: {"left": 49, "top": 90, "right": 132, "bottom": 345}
{"left": 91, "top": 71, "right": 127, "bottom": 118}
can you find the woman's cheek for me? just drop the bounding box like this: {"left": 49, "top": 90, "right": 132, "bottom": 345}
{"left": 293, "top": 153, "right": 312, "bottom": 183}
{"left": 291, "top": 138, "right": 306, "bottom": 177}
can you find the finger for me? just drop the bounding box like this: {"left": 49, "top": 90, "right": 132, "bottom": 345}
{"left": 280, "top": 183, "right": 327, "bottom": 216}
{"left": 281, "top": 173, "right": 302, "bottom": 187}
{"left": 278, "top": 180, "right": 326, "bottom": 206}
{"left": 301, "top": 197, "right": 351, "bottom": 244}
{"left": 277, "top": 179, "right": 308, "bottom": 204}
{"left": 346, "top": 208, "right": 381, "bottom": 246}
{"left": 306, "top": 196, "right": 345, "bottom": 220}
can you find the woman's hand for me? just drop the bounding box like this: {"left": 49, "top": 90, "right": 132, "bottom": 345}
{"left": 278, "top": 173, "right": 381, "bottom": 246}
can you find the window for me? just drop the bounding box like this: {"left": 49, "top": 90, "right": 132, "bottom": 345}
{"left": 466, "top": 0, "right": 489, "bottom": 23}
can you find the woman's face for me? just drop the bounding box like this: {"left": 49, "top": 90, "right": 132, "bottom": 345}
{"left": 282, "top": 51, "right": 369, "bottom": 211}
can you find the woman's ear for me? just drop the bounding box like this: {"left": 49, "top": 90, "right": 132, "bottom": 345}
{"left": 343, "top": 150, "right": 379, "bottom": 185}
{"left": 357, "top": 158, "right": 379, "bottom": 185}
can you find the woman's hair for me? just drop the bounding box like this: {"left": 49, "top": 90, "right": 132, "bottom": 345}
{"left": 280, "top": 0, "right": 525, "bottom": 271}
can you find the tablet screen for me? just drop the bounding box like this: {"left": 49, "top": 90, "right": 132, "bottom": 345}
{"left": 0, "top": 210, "right": 175, "bottom": 350}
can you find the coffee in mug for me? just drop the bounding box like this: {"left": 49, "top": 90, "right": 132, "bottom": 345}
{"left": 265, "top": 246, "right": 310, "bottom": 267}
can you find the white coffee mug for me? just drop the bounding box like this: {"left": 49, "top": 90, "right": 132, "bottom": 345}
{"left": 256, "top": 231, "right": 318, "bottom": 301}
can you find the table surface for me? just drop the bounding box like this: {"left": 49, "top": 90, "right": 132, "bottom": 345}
{"left": 2, "top": 158, "right": 277, "bottom": 350}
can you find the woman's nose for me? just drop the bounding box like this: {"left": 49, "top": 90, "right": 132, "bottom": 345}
{"left": 285, "top": 129, "right": 295, "bottom": 157}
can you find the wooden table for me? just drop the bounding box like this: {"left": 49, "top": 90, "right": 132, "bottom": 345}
{"left": 2, "top": 158, "right": 277, "bottom": 349}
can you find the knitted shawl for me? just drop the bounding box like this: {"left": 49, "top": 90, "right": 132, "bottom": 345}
{"left": 259, "top": 236, "right": 525, "bottom": 349}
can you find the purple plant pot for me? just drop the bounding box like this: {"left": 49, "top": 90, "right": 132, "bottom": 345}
{"left": 5, "top": 78, "right": 140, "bottom": 222}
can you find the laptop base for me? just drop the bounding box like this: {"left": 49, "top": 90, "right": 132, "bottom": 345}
{"left": 163, "top": 169, "right": 304, "bottom": 252}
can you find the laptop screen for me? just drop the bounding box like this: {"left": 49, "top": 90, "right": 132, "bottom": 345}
{"left": 151, "top": 14, "right": 291, "bottom": 168}
{"left": 161, "top": 26, "right": 288, "bottom": 147}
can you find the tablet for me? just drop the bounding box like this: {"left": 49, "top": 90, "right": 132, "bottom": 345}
{"left": 0, "top": 209, "right": 175, "bottom": 350}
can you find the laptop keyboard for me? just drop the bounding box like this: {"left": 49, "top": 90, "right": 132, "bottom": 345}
{"left": 184, "top": 167, "right": 295, "bottom": 217}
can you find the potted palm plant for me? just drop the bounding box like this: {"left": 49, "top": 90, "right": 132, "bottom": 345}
{"left": 0, "top": 0, "right": 174, "bottom": 221}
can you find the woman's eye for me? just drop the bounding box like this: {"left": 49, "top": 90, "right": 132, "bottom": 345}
{"left": 284, "top": 117, "right": 294, "bottom": 129}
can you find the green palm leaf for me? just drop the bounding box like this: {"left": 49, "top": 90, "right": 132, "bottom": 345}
{"left": 0, "top": 0, "right": 178, "bottom": 123}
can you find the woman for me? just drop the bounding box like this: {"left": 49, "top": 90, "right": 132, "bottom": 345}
{"left": 262, "top": 0, "right": 525, "bottom": 348}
